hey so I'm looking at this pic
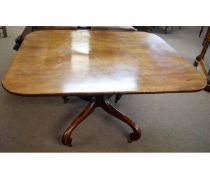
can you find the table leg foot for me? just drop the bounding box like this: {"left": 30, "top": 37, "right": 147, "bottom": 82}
{"left": 128, "top": 132, "right": 141, "bottom": 143}
{"left": 62, "top": 135, "right": 72, "bottom": 147}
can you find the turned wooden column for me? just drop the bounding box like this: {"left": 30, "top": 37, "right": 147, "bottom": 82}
{"left": 194, "top": 27, "right": 210, "bottom": 91}
{"left": 194, "top": 27, "right": 210, "bottom": 65}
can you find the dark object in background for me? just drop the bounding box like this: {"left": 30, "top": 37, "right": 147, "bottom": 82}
{"left": 133, "top": 26, "right": 151, "bottom": 32}
{"left": 199, "top": 26, "right": 204, "bottom": 37}
{"left": 0, "top": 26, "right": 7, "bottom": 37}
{"left": 133, "top": 26, "right": 182, "bottom": 34}
{"left": 77, "top": 26, "right": 91, "bottom": 30}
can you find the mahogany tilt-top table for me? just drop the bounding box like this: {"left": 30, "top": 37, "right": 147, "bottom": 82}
{"left": 2, "top": 30, "right": 206, "bottom": 146}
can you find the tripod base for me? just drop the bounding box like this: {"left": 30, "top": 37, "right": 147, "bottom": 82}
{"left": 62, "top": 95, "right": 141, "bottom": 146}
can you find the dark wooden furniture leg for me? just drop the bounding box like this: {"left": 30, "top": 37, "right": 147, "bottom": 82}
{"left": 194, "top": 27, "right": 210, "bottom": 66}
{"left": 102, "top": 97, "right": 141, "bottom": 143}
{"left": 115, "top": 94, "right": 122, "bottom": 103}
{"left": 202, "top": 27, "right": 209, "bottom": 46}
{"left": 194, "top": 27, "right": 210, "bottom": 91}
{"left": 62, "top": 95, "right": 141, "bottom": 146}
{"left": 165, "top": 27, "right": 168, "bottom": 34}
{"left": 13, "top": 26, "right": 33, "bottom": 50}
{"left": 2, "top": 26, "right": 7, "bottom": 37}
{"left": 194, "top": 37, "right": 210, "bottom": 67}
{"left": 62, "top": 96, "right": 71, "bottom": 103}
{"left": 62, "top": 98, "right": 96, "bottom": 146}
{"left": 199, "top": 26, "right": 204, "bottom": 37}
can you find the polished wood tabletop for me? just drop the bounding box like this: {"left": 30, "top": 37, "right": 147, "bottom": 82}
{"left": 2, "top": 30, "right": 206, "bottom": 96}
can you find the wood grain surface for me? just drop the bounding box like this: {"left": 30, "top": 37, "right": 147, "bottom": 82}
{"left": 2, "top": 30, "right": 206, "bottom": 95}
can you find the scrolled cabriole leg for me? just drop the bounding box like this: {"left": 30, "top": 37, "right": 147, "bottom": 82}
{"left": 62, "top": 95, "right": 141, "bottom": 146}
{"left": 101, "top": 96, "right": 141, "bottom": 143}
{"left": 62, "top": 98, "right": 96, "bottom": 146}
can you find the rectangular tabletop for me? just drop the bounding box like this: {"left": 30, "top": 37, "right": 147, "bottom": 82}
{"left": 2, "top": 30, "right": 206, "bottom": 95}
